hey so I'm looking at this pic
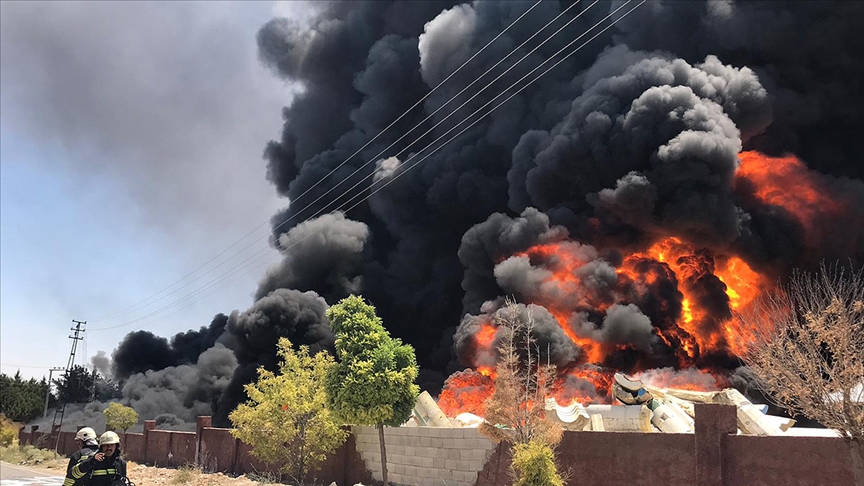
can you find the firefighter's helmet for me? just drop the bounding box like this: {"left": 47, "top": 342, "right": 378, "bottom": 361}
{"left": 99, "top": 431, "right": 121, "bottom": 446}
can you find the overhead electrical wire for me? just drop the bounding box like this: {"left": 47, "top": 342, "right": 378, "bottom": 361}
{"left": 88, "top": 0, "right": 545, "bottom": 324}
{"left": 89, "top": 0, "right": 647, "bottom": 332}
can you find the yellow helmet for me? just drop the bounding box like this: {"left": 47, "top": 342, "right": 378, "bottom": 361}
{"left": 99, "top": 431, "right": 121, "bottom": 446}
{"left": 75, "top": 427, "right": 97, "bottom": 441}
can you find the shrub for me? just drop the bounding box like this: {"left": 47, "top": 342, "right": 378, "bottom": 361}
{"left": 230, "top": 338, "right": 347, "bottom": 485}
{"left": 0, "top": 414, "right": 19, "bottom": 446}
{"left": 511, "top": 440, "right": 565, "bottom": 486}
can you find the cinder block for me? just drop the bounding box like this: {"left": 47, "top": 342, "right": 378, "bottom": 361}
{"left": 453, "top": 470, "right": 476, "bottom": 482}
{"left": 447, "top": 449, "right": 462, "bottom": 460}
{"left": 421, "top": 456, "right": 434, "bottom": 467}
{"left": 433, "top": 457, "right": 446, "bottom": 468}
{"left": 405, "top": 465, "right": 418, "bottom": 477}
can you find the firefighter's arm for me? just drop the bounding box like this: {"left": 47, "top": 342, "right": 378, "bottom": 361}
{"left": 69, "top": 454, "right": 96, "bottom": 480}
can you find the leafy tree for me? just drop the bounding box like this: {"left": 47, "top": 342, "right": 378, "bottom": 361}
{"left": 0, "top": 372, "right": 51, "bottom": 422}
{"left": 230, "top": 338, "right": 347, "bottom": 485}
{"left": 103, "top": 402, "right": 139, "bottom": 433}
{"left": 54, "top": 365, "right": 95, "bottom": 403}
{"left": 324, "top": 295, "right": 419, "bottom": 486}
{"left": 737, "top": 264, "right": 864, "bottom": 486}
{"left": 94, "top": 378, "right": 122, "bottom": 402}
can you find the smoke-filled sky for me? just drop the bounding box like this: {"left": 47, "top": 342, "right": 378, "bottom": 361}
{"left": 0, "top": 1, "right": 313, "bottom": 378}
{"left": 3, "top": 0, "right": 863, "bottom": 429}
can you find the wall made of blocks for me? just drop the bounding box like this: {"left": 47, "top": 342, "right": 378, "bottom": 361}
{"left": 352, "top": 426, "right": 496, "bottom": 486}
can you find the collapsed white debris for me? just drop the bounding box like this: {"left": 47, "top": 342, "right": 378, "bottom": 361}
{"left": 419, "top": 371, "right": 842, "bottom": 436}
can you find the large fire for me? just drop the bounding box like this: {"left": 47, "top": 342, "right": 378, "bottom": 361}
{"left": 438, "top": 150, "right": 841, "bottom": 417}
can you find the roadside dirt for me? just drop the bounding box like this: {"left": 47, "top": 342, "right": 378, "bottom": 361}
{"left": 10, "top": 461, "right": 265, "bottom": 485}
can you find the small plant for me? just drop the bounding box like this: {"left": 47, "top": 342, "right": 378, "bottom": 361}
{"left": 171, "top": 463, "right": 200, "bottom": 484}
{"left": 247, "top": 470, "right": 281, "bottom": 484}
{"left": 511, "top": 440, "right": 565, "bottom": 486}
{"left": 0, "top": 414, "right": 19, "bottom": 446}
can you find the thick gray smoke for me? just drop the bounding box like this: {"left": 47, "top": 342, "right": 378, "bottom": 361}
{"left": 122, "top": 344, "right": 238, "bottom": 430}
{"left": 453, "top": 301, "right": 581, "bottom": 369}
{"left": 256, "top": 212, "right": 370, "bottom": 301}
{"left": 81, "top": 0, "right": 864, "bottom": 424}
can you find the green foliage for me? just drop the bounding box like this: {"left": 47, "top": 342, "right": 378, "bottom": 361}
{"left": 54, "top": 366, "right": 119, "bottom": 403}
{"left": 0, "top": 415, "right": 19, "bottom": 446}
{"left": 0, "top": 372, "right": 50, "bottom": 422}
{"left": 54, "top": 365, "right": 94, "bottom": 403}
{"left": 324, "top": 295, "right": 419, "bottom": 427}
{"left": 104, "top": 402, "right": 139, "bottom": 433}
{"left": 230, "top": 338, "right": 347, "bottom": 485}
{"left": 511, "top": 440, "right": 565, "bottom": 486}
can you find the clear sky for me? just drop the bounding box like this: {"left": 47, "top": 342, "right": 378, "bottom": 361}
{"left": 0, "top": 1, "right": 315, "bottom": 379}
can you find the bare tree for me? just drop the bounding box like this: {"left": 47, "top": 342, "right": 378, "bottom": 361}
{"left": 737, "top": 263, "right": 864, "bottom": 485}
{"left": 479, "top": 298, "right": 562, "bottom": 447}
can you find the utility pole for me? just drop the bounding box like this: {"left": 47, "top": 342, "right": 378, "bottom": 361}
{"left": 43, "top": 367, "right": 65, "bottom": 418}
{"left": 53, "top": 320, "right": 85, "bottom": 451}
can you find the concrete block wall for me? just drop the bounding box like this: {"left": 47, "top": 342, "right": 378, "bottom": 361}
{"left": 353, "top": 426, "right": 496, "bottom": 486}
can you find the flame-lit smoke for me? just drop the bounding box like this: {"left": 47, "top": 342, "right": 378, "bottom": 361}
{"left": 441, "top": 231, "right": 770, "bottom": 416}
{"left": 440, "top": 151, "right": 844, "bottom": 416}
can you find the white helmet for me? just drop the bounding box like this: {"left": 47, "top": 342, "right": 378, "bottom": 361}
{"left": 75, "top": 427, "right": 97, "bottom": 442}
{"left": 99, "top": 431, "right": 121, "bottom": 446}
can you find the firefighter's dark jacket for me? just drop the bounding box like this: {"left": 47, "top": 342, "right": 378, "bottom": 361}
{"left": 64, "top": 448, "right": 127, "bottom": 486}
{"left": 63, "top": 444, "right": 99, "bottom": 486}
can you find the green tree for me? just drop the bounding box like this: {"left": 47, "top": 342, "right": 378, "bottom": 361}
{"left": 54, "top": 365, "right": 95, "bottom": 403}
{"left": 230, "top": 338, "right": 347, "bottom": 485}
{"left": 0, "top": 372, "right": 50, "bottom": 422}
{"left": 103, "top": 402, "right": 139, "bottom": 433}
{"left": 324, "top": 295, "right": 419, "bottom": 485}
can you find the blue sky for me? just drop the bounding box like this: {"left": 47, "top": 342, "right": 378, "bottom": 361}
{"left": 0, "top": 1, "right": 314, "bottom": 379}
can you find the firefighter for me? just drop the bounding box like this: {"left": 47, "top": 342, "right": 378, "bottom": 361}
{"left": 63, "top": 427, "right": 99, "bottom": 486}
{"left": 71, "top": 431, "right": 129, "bottom": 486}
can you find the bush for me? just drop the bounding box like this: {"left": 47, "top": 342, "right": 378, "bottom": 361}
{"left": 0, "top": 414, "right": 19, "bottom": 446}
{"left": 230, "top": 338, "right": 347, "bottom": 485}
{"left": 511, "top": 440, "right": 565, "bottom": 486}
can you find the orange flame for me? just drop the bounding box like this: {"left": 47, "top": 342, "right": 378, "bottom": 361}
{"left": 437, "top": 369, "right": 493, "bottom": 417}
{"left": 438, "top": 151, "right": 848, "bottom": 416}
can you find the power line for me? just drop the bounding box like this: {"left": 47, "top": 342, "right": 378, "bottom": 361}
{"left": 88, "top": 0, "right": 545, "bottom": 325}
{"left": 89, "top": 0, "right": 647, "bottom": 333}
{"left": 88, "top": 1, "right": 590, "bottom": 332}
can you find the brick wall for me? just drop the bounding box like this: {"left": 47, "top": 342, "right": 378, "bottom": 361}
{"left": 16, "top": 407, "right": 857, "bottom": 486}
{"left": 353, "top": 426, "right": 496, "bottom": 486}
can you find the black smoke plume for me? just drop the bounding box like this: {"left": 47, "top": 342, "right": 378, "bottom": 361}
{"left": 93, "top": 0, "right": 864, "bottom": 424}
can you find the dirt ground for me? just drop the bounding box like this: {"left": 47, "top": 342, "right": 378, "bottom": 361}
{"left": 127, "top": 463, "right": 262, "bottom": 485}
{"left": 22, "top": 461, "right": 265, "bottom": 485}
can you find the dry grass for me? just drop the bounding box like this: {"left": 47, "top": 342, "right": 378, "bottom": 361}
{"left": 128, "top": 463, "right": 261, "bottom": 485}
{"left": 0, "top": 445, "right": 66, "bottom": 469}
